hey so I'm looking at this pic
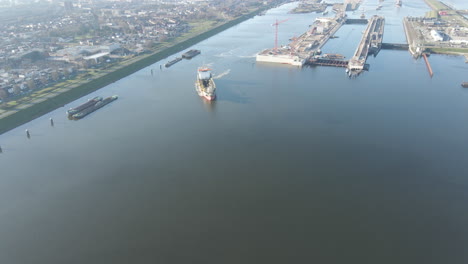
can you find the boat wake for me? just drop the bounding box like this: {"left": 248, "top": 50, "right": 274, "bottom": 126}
{"left": 238, "top": 54, "right": 257, "bottom": 58}
{"left": 215, "top": 51, "right": 233, "bottom": 58}
{"left": 214, "top": 69, "right": 231, "bottom": 79}
{"left": 215, "top": 47, "right": 256, "bottom": 58}
{"left": 215, "top": 52, "right": 256, "bottom": 58}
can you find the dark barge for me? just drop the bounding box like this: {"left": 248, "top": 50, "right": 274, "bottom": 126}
{"left": 182, "top": 49, "right": 201, "bottom": 59}
{"left": 165, "top": 57, "right": 182, "bottom": 68}
{"left": 73, "top": 95, "right": 118, "bottom": 119}
{"left": 67, "top": 96, "right": 102, "bottom": 116}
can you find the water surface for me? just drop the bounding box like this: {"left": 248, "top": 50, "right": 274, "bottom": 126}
{"left": 1, "top": 1, "right": 468, "bottom": 263}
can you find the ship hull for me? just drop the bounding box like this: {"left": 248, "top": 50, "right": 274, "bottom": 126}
{"left": 256, "top": 52, "right": 305, "bottom": 67}
{"left": 195, "top": 81, "right": 216, "bottom": 101}
{"left": 72, "top": 95, "right": 118, "bottom": 119}
{"left": 182, "top": 49, "right": 201, "bottom": 59}
{"left": 67, "top": 96, "right": 102, "bottom": 115}
{"left": 202, "top": 94, "right": 216, "bottom": 101}
{"left": 165, "top": 57, "right": 182, "bottom": 68}
{"left": 196, "top": 67, "right": 216, "bottom": 101}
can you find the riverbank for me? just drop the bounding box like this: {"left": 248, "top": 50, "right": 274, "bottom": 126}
{"left": 423, "top": 0, "right": 448, "bottom": 11}
{"left": 427, "top": 47, "right": 468, "bottom": 55}
{"left": 0, "top": 3, "right": 278, "bottom": 135}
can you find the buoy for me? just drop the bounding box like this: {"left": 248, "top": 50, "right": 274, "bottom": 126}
{"left": 26, "top": 129, "right": 30, "bottom": 138}
{"left": 50, "top": 118, "right": 54, "bottom": 126}
{"left": 151, "top": 69, "right": 154, "bottom": 76}
{"left": 0, "top": 146, "right": 3, "bottom": 153}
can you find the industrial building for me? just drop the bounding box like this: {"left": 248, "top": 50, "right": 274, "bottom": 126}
{"left": 430, "top": 30, "right": 443, "bottom": 41}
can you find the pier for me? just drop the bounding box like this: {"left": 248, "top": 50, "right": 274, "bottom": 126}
{"left": 422, "top": 53, "right": 433, "bottom": 77}
{"left": 255, "top": 0, "right": 388, "bottom": 75}
{"left": 347, "top": 15, "right": 385, "bottom": 75}
{"left": 403, "top": 17, "right": 423, "bottom": 57}
{"left": 256, "top": 11, "right": 347, "bottom": 67}
{"left": 257, "top": 13, "right": 386, "bottom": 75}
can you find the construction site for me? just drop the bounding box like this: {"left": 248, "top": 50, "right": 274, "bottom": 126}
{"left": 256, "top": 11, "right": 347, "bottom": 67}
{"left": 257, "top": 0, "right": 467, "bottom": 80}
{"left": 256, "top": 0, "right": 385, "bottom": 77}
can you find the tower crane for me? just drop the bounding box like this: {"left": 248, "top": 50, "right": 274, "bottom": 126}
{"left": 272, "top": 18, "right": 290, "bottom": 54}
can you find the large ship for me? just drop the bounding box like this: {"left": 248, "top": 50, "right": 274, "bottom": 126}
{"left": 67, "top": 96, "right": 102, "bottom": 116}
{"left": 195, "top": 67, "right": 216, "bottom": 101}
{"left": 72, "top": 95, "right": 118, "bottom": 119}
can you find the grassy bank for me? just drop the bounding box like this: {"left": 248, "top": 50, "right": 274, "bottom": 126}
{"left": 423, "top": 0, "right": 448, "bottom": 11}
{"left": 423, "top": 0, "right": 468, "bottom": 27}
{"left": 427, "top": 47, "right": 468, "bottom": 54}
{"left": 0, "top": 4, "right": 272, "bottom": 135}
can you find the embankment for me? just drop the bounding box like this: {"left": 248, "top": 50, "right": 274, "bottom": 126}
{"left": 0, "top": 4, "right": 273, "bottom": 135}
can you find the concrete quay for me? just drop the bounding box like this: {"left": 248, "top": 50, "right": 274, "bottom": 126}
{"left": 296, "top": 14, "right": 347, "bottom": 56}
{"left": 347, "top": 15, "right": 385, "bottom": 75}
{"left": 256, "top": 1, "right": 372, "bottom": 68}
{"left": 403, "top": 17, "right": 423, "bottom": 58}
{"left": 256, "top": 12, "right": 347, "bottom": 67}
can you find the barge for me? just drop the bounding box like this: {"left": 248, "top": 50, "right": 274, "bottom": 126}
{"left": 73, "top": 95, "right": 118, "bottom": 119}
{"left": 165, "top": 57, "right": 182, "bottom": 68}
{"left": 182, "top": 49, "right": 201, "bottom": 59}
{"left": 67, "top": 96, "right": 102, "bottom": 116}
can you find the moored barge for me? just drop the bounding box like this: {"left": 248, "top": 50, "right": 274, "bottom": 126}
{"left": 182, "top": 49, "right": 201, "bottom": 59}
{"left": 67, "top": 96, "right": 102, "bottom": 116}
{"left": 72, "top": 95, "right": 118, "bottom": 119}
{"left": 165, "top": 57, "right": 182, "bottom": 68}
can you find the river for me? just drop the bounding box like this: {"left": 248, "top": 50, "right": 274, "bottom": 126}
{"left": 1, "top": 1, "right": 468, "bottom": 263}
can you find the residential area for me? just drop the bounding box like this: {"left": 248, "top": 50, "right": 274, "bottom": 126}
{"left": 0, "top": 0, "right": 278, "bottom": 103}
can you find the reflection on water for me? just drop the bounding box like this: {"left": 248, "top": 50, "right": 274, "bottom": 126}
{"left": 1, "top": 1, "right": 468, "bottom": 263}
{"left": 217, "top": 79, "right": 252, "bottom": 104}
{"left": 201, "top": 98, "right": 217, "bottom": 113}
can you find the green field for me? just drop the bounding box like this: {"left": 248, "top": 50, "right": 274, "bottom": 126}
{"left": 424, "top": 0, "right": 449, "bottom": 11}
{"left": 423, "top": 0, "right": 468, "bottom": 27}
{"left": 427, "top": 47, "right": 468, "bottom": 54}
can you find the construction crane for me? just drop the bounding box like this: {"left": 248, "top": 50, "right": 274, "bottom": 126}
{"left": 272, "top": 18, "right": 290, "bottom": 54}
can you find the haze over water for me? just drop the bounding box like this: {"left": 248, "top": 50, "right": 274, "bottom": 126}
{"left": 1, "top": 1, "right": 468, "bottom": 263}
